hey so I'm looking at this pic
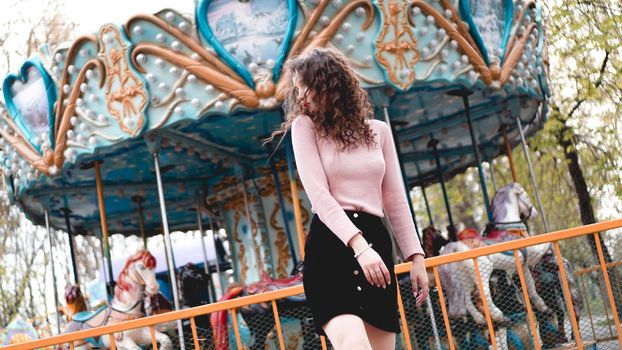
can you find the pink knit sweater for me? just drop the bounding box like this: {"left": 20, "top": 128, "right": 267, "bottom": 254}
{"left": 291, "top": 114, "right": 425, "bottom": 260}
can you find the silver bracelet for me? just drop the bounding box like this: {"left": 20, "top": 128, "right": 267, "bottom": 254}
{"left": 353, "top": 243, "right": 373, "bottom": 259}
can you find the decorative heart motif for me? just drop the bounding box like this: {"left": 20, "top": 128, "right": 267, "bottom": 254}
{"left": 196, "top": 0, "right": 298, "bottom": 87}
{"left": 459, "top": 0, "right": 513, "bottom": 65}
{"left": 2, "top": 58, "right": 57, "bottom": 153}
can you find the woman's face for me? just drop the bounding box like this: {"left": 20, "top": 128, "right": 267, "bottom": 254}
{"left": 292, "top": 71, "right": 314, "bottom": 109}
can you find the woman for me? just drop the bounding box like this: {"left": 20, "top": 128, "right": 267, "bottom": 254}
{"left": 265, "top": 48, "right": 428, "bottom": 350}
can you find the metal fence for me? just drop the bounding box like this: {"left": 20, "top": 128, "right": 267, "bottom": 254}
{"left": 4, "top": 219, "right": 622, "bottom": 350}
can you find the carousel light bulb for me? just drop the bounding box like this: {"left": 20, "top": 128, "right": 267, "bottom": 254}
{"left": 364, "top": 55, "right": 373, "bottom": 64}
{"left": 355, "top": 6, "right": 366, "bottom": 17}
{"left": 191, "top": 53, "right": 201, "bottom": 61}
{"left": 266, "top": 59, "right": 275, "bottom": 68}
{"left": 63, "top": 84, "right": 70, "bottom": 94}
{"left": 97, "top": 114, "right": 106, "bottom": 122}
{"left": 80, "top": 83, "right": 88, "bottom": 93}
{"left": 426, "top": 15, "right": 435, "bottom": 25}
{"left": 341, "top": 22, "right": 351, "bottom": 33}
{"left": 156, "top": 33, "right": 166, "bottom": 43}
{"left": 133, "top": 25, "right": 144, "bottom": 35}
{"left": 165, "top": 11, "right": 175, "bottom": 22}
{"left": 461, "top": 55, "right": 469, "bottom": 64}
{"left": 169, "top": 66, "right": 179, "bottom": 75}
{"left": 453, "top": 61, "right": 461, "bottom": 70}
{"left": 158, "top": 82, "right": 167, "bottom": 90}
{"left": 516, "top": 77, "right": 524, "bottom": 85}
{"left": 70, "top": 116, "right": 78, "bottom": 126}
{"left": 320, "top": 16, "right": 330, "bottom": 26}
{"left": 419, "top": 27, "right": 428, "bottom": 36}
{"left": 445, "top": 9, "right": 453, "bottom": 18}
{"left": 334, "top": 34, "right": 344, "bottom": 43}
{"left": 76, "top": 134, "right": 84, "bottom": 143}
{"left": 174, "top": 106, "right": 183, "bottom": 115}
{"left": 187, "top": 74, "right": 197, "bottom": 83}
{"left": 179, "top": 21, "right": 190, "bottom": 32}
{"left": 88, "top": 137, "right": 96, "bottom": 146}
{"left": 146, "top": 73, "right": 156, "bottom": 82}
{"left": 67, "top": 130, "right": 74, "bottom": 139}
{"left": 175, "top": 87, "right": 185, "bottom": 97}
{"left": 215, "top": 101, "right": 224, "bottom": 108}
{"left": 67, "top": 65, "right": 76, "bottom": 75}
{"left": 136, "top": 54, "right": 147, "bottom": 64}
{"left": 412, "top": 7, "right": 421, "bottom": 16}
{"left": 346, "top": 45, "right": 355, "bottom": 54}
{"left": 332, "top": 0, "right": 343, "bottom": 8}
{"left": 79, "top": 123, "right": 87, "bottom": 132}
{"left": 205, "top": 85, "right": 214, "bottom": 93}
{"left": 171, "top": 41, "right": 181, "bottom": 51}
{"left": 86, "top": 69, "right": 94, "bottom": 80}
{"left": 438, "top": 28, "right": 447, "bottom": 38}
{"left": 191, "top": 98, "right": 200, "bottom": 107}
{"left": 356, "top": 33, "right": 365, "bottom": 42}
{"left": 88, "top": 94, "right": 98, "bottom": 103}
{"left": 422, "top": 47, "right": 430, "bottom": 56}
{"left": 76, "top": 98, "right": 83, "bottom": 107}
{"left": 54, "top": 53, "right": 63, "bottom": 62}
{"left": 429, "top": 39, "right": 438, "bottom": 48}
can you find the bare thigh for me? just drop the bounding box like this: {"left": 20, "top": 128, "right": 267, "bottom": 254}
{"left": 322, "top": 314, "right": 372, "bottom": 350}
{"left": 363, "top": 321, "right": 396, "bottom": 350}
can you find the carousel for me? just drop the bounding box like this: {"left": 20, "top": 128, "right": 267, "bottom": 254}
{"left": 0, "top": 0, "right": 584, "bottom": 349}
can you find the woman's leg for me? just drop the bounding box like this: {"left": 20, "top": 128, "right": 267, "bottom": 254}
{"left": 322, "top": 314, "right": 373, "bottom": 350}
{"left": 363, "top": 321, "right": 396, "bottom": 350}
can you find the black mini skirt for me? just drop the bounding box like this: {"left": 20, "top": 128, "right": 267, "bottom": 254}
{"left": 302, "top": 210, "right": 401, "bottom": 337}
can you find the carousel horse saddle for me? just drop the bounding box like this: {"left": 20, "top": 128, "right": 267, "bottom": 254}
{"left": 73, "top": 305, "right": 107, "bottom": 323}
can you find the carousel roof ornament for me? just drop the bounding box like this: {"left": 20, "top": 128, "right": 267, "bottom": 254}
{"left": 0, "top": 0, "right": 548, "bottom": 236}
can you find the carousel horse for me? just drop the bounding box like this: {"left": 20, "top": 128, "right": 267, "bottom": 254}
{"left": 177, "top": 263, "right": 213, "bottom": 345}
{"left": 60, "top": 285, "right": 88, "bottom": 322}
{"left": 439, "top": 183, "right": 551, "bottom": 327}
{"left": 211, "top": 260, "right": 318, "bottom": 350}
{"left": 60, "top": 250, "right": 172, "bottom": 350}
{"left": 531, "top": 250, "right": 583, "bottom": 347}
{"left": 422, "top": 225, "right": 450, "bottom": 258}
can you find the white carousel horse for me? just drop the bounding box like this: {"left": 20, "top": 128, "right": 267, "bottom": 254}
{"left": 61, "top": 250, "right": 172, "bottom": 350}
{"left": 439, "top": 183, "right": 551, "bottom": 326}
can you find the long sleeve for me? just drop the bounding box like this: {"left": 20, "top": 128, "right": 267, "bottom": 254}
{"left": 291, "top": 115, "right": 362, "bottom": 247}
{"left": 380, "top": 122, "right": 425, "bottom": 259}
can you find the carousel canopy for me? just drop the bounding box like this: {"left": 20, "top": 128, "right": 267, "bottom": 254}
{"left": 0, "top": 0, "right": 549, "bottom": 236}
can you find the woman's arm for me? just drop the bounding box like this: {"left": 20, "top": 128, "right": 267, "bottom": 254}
{"left": 379, "top": 121, "right": 425, "bottom": 260}
{"left": 291, "top": 115, "right": 363, "bottom": 248}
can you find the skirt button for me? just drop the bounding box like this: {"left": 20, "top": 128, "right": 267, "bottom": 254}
{"left": 357, "top": 286, "right": 362, "bottom": 291}
{"left": 354, "top": 270, "right": 359, "bottom": 275}
{"left": 353, "top": 213, "right": 359, "bottom": 218}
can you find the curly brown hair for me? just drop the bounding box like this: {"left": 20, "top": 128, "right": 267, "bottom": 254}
{"left": 263, "top": 48, "right": 376, "bottom": 152}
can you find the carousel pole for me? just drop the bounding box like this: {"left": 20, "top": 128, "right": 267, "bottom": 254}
{"left": 152, "top": 152, "right": 185, "bottom": 347}
{"left": 240, "top": 166, "right": 265, "bottom": 275}
{"left": 284, "top": 135, "right": 306, "bottom": 259}
{"left": 132, "top": 195, "right": 147, "bottom": 249}
{"left": 516, "top": 117, "right": 550, "bottom": 232}
{"left": 427, "top": 138, "right": 457, "bottom": 241}
{"left": 208, "top": 215, "right": 226, "bottom": 296}
{"left": 61, "top": 207, "right": 79, "bottom": 285}
{"left": 195, "top": 198, "right": 218, "bottom": 303}
{"left": 448, "top": 89, "right": 493, "bottom": 223}
{"left": 94, "top": 161, "right": 115, "bottom": 295}
{"left": 44, "top": 209, "right": 62, "bottom": 335}
{"left": 383, "top": 107, "right": 422, "bottom": 242}
{"left": 502, "top": 125, "right": 519, "bottom": 183}
{"left": 488, "top": 160, "right": 498, "bottom": 193}
{"left": 265, "top": 142, "right": 298, "bottom": 265}
{"left": 414, "top": 161, "right": 434, "bottom": 227}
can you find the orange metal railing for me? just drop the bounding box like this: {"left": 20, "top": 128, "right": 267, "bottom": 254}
{"left": 3, "top": 219, "right": 622, "bottom": 350}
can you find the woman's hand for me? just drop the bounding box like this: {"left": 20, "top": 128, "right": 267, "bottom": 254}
{"left": 409, "top": 254, "right": 428, "bottom": 307}
{"left": 355, "top": 247, "right": 391, "bottom": 289}
{"left": 349, "top": 233, "right": 390, "bottom": 288}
